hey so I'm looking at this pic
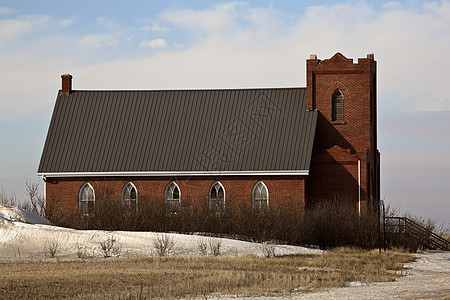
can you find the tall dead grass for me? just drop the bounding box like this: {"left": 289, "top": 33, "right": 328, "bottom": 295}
{"left": 0, "top": 249, "right": 413, "bottom": 299}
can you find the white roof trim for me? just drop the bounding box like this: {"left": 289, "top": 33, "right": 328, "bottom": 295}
{"left": 37, "top": 170, "right": 309, "bottom": 178}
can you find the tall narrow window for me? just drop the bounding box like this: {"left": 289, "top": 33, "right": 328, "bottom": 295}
{"left": 252, "top": 181, "right": 268, "bottom": 209}
{"left": 209, "top": 181, "right": 225, "bottom": 213}
{"left": 79, "top": 183, "right": 95, "bottom": 216}
{"left": 122, "top": 182, "right": 138, "bottom": 213}
{"left": 332, "top": 89, "right": 344, "bottom": 122}
{"left": 165, "top": 182, "right": 181, "bottom": 212}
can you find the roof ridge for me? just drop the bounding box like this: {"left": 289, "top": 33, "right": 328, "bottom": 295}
{"left": 62, "top": 87, "right": 306, "bottom": 92}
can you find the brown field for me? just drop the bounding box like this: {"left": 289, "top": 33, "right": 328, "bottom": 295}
{"left": 0, "top": 248, "right": 413, "bottom": 299}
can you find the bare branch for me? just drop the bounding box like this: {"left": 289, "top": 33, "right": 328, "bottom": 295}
{"left": 0, "top": 187, "right": 17, "bottom": 206}
{"left": 22, "top": 180, "right": 45, "bottom": 217}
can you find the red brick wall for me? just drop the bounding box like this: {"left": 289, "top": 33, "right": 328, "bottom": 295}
{"left": 46, "top": 175, "right": 307, "bottom": 217}
{"left": 308, "top": 146, "right": 367, "bottom": 209}
{"left": 306, "top": 53, "right": 378, "bottom": 207}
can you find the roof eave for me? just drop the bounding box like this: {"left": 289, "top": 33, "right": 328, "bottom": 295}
{"left": 37, "top": 170, "right": 309, "bottom": 178}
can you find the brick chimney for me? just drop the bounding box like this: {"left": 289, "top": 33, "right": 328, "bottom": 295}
{"left": 61, "top": 74, "right": 72, "bottom": 95}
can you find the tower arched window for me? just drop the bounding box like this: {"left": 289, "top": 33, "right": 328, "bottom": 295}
{"left": 165, "top": 182, "right": 181, "bottom": 212}
{"left": 252, "top": 181, "right": 268, "bottom": 209}
{"left": 79, "top": 183, "right": 95, "bottom": 216}
{"left": 122, "top": 182, "right": 138, "bottom": 213}
{"left": 332, "top": 89, "right": 344, "bottom": 122}
{"left": 209, "top": 181, "right": 225, "bottom": 213}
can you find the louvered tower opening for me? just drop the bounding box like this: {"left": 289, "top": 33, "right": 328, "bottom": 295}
{"left": 332, "top": 89, "right": 344, "bottom": 122}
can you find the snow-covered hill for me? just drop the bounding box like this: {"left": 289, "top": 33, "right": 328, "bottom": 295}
{"left": 0, "top": 204, "right": 321, "bottom": 260}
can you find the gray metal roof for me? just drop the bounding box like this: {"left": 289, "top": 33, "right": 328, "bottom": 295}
{"left": 38, "top": 88, "right": 317, "bottom": 175}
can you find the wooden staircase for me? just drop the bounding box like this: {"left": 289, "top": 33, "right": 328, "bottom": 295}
{"left": 384, "top": 217, "right": 450, "bottom": 251}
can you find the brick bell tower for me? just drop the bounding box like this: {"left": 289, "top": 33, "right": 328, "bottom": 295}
{"left": 306, "top": 53, "right": 380, "bottom": 210}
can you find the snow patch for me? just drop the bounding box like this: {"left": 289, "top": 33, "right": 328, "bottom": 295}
{"left": 19, "top": 208, "right": 54, "bottom": 225}
{"left": 0, "top": 203, "right": 322, "bottom": 260}
{"left": 344, "top": 281, "right": 363, "bottom": 287}
{"left": 0, "top": 204, "right": 53, "bottom": 225}
{"left": 0, "top": 204, "right": 27, "bottom": 223}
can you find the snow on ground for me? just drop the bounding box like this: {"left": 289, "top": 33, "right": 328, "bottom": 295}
{"left": 0, "top": 204, "right": 320, "bottom": 260}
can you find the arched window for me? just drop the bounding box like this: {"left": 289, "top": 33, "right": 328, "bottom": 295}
{"left": 252, "top": 181, "right": 268, "bottom": 209}
{"left": 122, "top": 182, "right": 138, "bottom": 213}
{"left": 332, "top": 89, "right": 344, "bottom": 122}
{"left": 209, "top": 181, "right": 225, "bottom": 212}
{"left": 79, "top": 183, "right": 95, "bottom": 216}
{"left": 165, "top": 181, "right": 181, "bottom": 212}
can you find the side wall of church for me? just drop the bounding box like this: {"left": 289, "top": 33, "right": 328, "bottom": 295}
{"left": 45, "top": 175, "right": 307, "bottom": 226}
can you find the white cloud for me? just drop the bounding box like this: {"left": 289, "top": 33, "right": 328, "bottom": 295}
{"left": 160, "top": 2, "right": 246, "bottom": 33}
{"left": 0, "top": 15, "right": 50, "bottom": 42}
{"left": 140, "top": 25, "right": 151, "bottom": 31}
{"left": 59, "top": 16, "right": 77, "bottom": 27}
{"left": 0, "top": 6, "right": 17, "bottom": 15}
{"left": 140, "top": 38, "right": 168, "bottom": 49}
{"left": 151, "top": 23, "right": 169, "bottom": 34}
{"left": 80, "top": 34, "right": 120, "bottom": 48}
{"left": 383, "top": 2, "right": 401, "bottom": 9}
{"left": 95, "top": 16, "right": 115, "bottom": 29}
{"left": 141, "top": 23, "right": 170, "bottom": 35}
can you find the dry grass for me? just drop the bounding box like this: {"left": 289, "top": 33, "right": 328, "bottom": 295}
{"left": 0, "top": 249, "right": 413, "bottom": 299}
{"left": 441, "top": 233, "right": 450, "bottom": 240}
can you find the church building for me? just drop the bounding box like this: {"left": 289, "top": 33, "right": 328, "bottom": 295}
{"left": 37, "top": 53, "right": 380, "bottom": 225}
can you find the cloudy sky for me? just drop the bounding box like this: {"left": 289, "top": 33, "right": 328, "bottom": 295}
{"left": 0, "top": 0, "right": 449, "bottom": 227}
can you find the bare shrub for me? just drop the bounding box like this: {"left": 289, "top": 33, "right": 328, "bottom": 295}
{"left": 261, "top": 241, "right": 276, "bottom": 258}
{"left": 45, "top": 194, "right": 72, "bottom": 227}
{"left": 22, "top": 181, "right": 45, "bottom": 217}
{"left": 208, "top": 237, "right": 222, "bottom": 256}
{"left": 75, "top": 186, "right": 152, "bottom": 231}
{"left": 88, "top": 187, "right": 123, "bottom": 231}
{"left": 15, "top": 247, "right": 21, "bottom": 260}
{"left": 45, "top": 191, "right": 387, "bottom": 250}
{"left": 100, "top": 234, "right": 121, "bottom": 258}
{"left": 302, "top": 200, "right": 379, "bottom": 249}
{"left": 153, "top": 233, "right": 176, "bottom": 257}
{"left": 77, "top": 245, "right": 88, "bottom": 260}
{"left": 197, "top": 239, "right": 208, "bottom": 255}
{"left": 43, "top": 238, "right": 61, "bottom": 258}
{"left": 0, "top": 187, "right": 17, "bottom": 206}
